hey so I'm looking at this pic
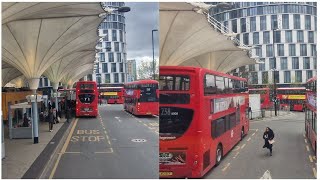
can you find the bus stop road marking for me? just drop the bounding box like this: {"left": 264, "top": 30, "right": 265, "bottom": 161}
{"left": 251, "top": 132, "right": 256, "bottom": 136}
{"left": 222, "top": 163, "right": 230, "bottom": 171}
{"left": 247, "top": 137, "right": 251, "bottom": 142}
{"left": 49, "top": 118, "right": 79, "bottom": 179}
{"left": 233, "top": 152, "right": 240, "bottom": 159}
{"left": 306, "top": 145, "right": 310, "bottom": 151}
{"left": 241, "top": 144, "right": 246, "bottom": 149}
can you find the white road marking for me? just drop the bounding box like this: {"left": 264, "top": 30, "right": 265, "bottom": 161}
{"left": 260, "top": 170, "right": 272, "bottom": 179}
{"left": 222, "top": 163, "right": 230, "bottom": 171}
{"left": 247, "top": 137, "right": 251, "bottom": 142}
{"left": 309, "top": 155, "right": 314, "bottom": 163}
{"left": 241, "top": 144, "right": 246, "bottom": 149}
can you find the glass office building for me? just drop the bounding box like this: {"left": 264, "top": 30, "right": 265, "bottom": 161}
{"left": 210, "top": 2, "right": 317, "bottom": 87}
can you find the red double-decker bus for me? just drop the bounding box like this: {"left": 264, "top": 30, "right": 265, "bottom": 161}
{"left": 75, "top": 81, "right": 98, "bottom": 117}
{"left": 276, "top": 87, "right": 306, "bottom": 111}
{"left": 101, "top": 87, "right": 124, "bottom": 104}
{"left": 248, "top": 88, "right": 272, "bottom": 109}
{"left": 124, "top": 80, "right": 159, "bottom": 116}
{"left": 159, "top": 66, "right": 249, "bottom": 178}
{"left": 305, "top": 76, "right": 316, "bottom": 154}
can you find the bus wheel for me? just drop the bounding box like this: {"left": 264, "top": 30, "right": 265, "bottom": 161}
{"left": 240, "top": 127, "right": 244, "bottom": 141}
{"left": 216, "top": 144, "right": 223, "bottom": 166}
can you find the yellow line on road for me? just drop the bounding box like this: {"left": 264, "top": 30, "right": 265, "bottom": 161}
{"left": 309, "top": 155, "right": 314, "bottom": 163}
{"left": 49, "top": 118, "right": 79, "bottom": 179}
{"left": 252, "top": 133, "right": 255, "bottom": 136}
{"left": 313, "top": 168, "right": 317, "bottom": 178}
{"left": 247, "top": 137, "right": 251, "bottom": 142}
{"left": 241, "top": 144, "right": 246, "bottom": 149}
{"left": 222, "top": 163, "right": 230, "bottom": 171}
{"left": 306, "top": 145, "right": 310, "bottom": 151}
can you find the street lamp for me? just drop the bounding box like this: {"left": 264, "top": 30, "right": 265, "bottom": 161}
{"left": 272, "top": 24, "right": 279, "bottom": 116}
{"left": 152, "top": 29, "right": 158, "bottom": 80}
{"left": 96, "top": 74, "right": 101, "bottom": 105}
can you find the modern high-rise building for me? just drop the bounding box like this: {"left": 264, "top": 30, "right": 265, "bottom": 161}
{"left": 92, "top": 2, "right": 128, "bottom": 86}
{"left": 210, "top": 2, "right": 317, "bottom": 87}
{"left": 126, "top": 59, "right": 137, "bottom": 82}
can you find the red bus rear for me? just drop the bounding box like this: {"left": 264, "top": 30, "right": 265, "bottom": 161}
{"left": 124, "top": 80, "right": 159, "bottom": 116}
{"left": 248, "top": 88, "right": 272, "bottom": 109}
{"left": 76, "top": 81, "right": 98, "bottom": 117}
{"left": 277, "top": 87, "right": 306, "bottom": 111}
{"left": 159, "top": 66, "right": 249, "bottom": 178}
{"left": 101, "top": 87, "right": 124, "bottom": 104}
{"left": 305, "top": 76, "right": 316, "bottom": 154}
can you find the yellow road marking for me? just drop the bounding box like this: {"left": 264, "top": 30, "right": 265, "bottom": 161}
{"left": 222, "top": 163, "right": 230, "bottom": 171}
{"left": 306, "top": 145, "right": 310, "bottom": 151}
{"left": 309, "top": 155, "right": 314, "bottom": 163}
{"left": 313, "top": 156, "right": 316, "bottom": 160}
{"left": 247, "top": 137, "right": 251, "bottom": 142}
{"left": 49, "top": 153, "right": 62, "bottom": 179}
{"left": 313, "top": 168, "right": 317, "bottom": 178}
{"left": 252, "top": 133, "right": 255, "bottom": 136}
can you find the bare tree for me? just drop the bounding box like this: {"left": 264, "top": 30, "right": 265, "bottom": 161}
{"left": 137, "top": 60, "right": 159, "bottom": 80}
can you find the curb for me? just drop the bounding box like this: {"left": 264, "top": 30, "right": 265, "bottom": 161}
{"left": 21, "top": 118, "right": 75, "bottom": 179}
{"left": 250, "top": 112, "right": 294, "bottom": 121}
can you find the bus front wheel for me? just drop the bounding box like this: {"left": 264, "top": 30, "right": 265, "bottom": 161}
{"left": 215, "top": 144, "right": 223, "bottom": 166}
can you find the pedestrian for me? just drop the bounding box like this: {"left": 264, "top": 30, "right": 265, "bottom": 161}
{"left": 22, "top": 113, "right": 29, "bottom": 127}
{"left": 66, "top": 106, "right": 71, "bottom": 123}
{"left": 53, "top": 108, "right": 57, "bottom": 124}
{"left": 263, "top": 127, "right": 275, "bottom": 156}
{"left": 48, "top": 108, "right": 54, "bottom": 132}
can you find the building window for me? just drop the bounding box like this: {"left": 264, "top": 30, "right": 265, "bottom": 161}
{"left": 308, "top": 31, "right": 314, "bottom": 43}
{"left": 115, "top": 42, "right": 119, "bottom": 52}
{"left": 243, "top": 33, "right": 249, "bottom": 45}
{"left": 260, "top": 16, "right": 266, "bottom": 31}
{"left": 274, "top": 71, "right": 279, "bottom": 83}
{"left": 274, "top": 31, "right": 281, "bottom": 43}
{"left": 99, "top": 53, "right": 105, "bottom": 62}
{"left": 119, "top": 30, "right": 123, "bottom": 42}
{"left": 249, "top": 64, "right": 255, "bottom": 71}
{"left": 277, "top": 44, "right": 284, "bottom": 56}
{"left": 105, "top": 74, "right": 110, "bottom": 83}
{"left": 121, "top": 73, "right": 125, "bottom": 83}
{"left": 96, "top": 63, "right": 100, "bottom": 73}
{"left": 271, "top": 15, "right": 278, "bottom": 30}
{"left": 266, "top": 45, "right": 273, "bottom": 57}
{"left": 263, "top": 31, "right": 270, "bottom": 44}
{"left": 102, "top": 63, "right": 108, "bottom": 73}
{"left": 300, "top": 44, "right": 307, "bottom": 56}
{"left": 250, "top": 17, "right": 256, "bottom": 32}
{"left": 284, "top": 71, "right": 291, "bottom": 83}
{"left": 103, "top": 29, "right": 108, "bottom": 35}
{"left": 297, "top": 30, "right": 304, "bottom": 43}
{"left": 120, "top": 63, "right": 124, "bottom": 72}
{"left": 262, "top": 71, "right": 268, "bottom": 84}
{"left": 241, "top": 18, "right": 246, "bottom": 33}
{"left": 282, "top": 14, "right": 289, "bottom": 29}
{"left": 255, "top": 45, "right": 262, "bottom": 57}
{"left": 39, "top": 79, "right": 43, "bottom": 87}
{"left": 311, "top": 44, "right": 316, "bottom": 56}
{"left": 105, "top": 42, "right": 111, "bottom": 50}
{"left": 96, "top": 76, "right": 101, "bottom": 84}
{"left": 250, "top": 72, "right": 258, "bottom": 84}
{"left": 289, "top": 44, "right": 296, "bottom": 56}
{"left": 117, "top": 53, "right": 121, "bottom": 62}
{"left": 303, "top": 57, "right": 310, "bottom": 69}
{"left": 285, "top": 30, "right": 292, "bottom": 43}
{"left": 253, "top": 32, "right": 259, "bottom": 44}
{"left": 269, "top": 58, "right": 276, "bottom": 69}
{"left": 232, "top": 19, "right": 237, "bottom": 33}
{"left": 114, "top": 73, "right": 119, "bottom": 83}
{"left": 307, "top": 70, "right": 313, "bottom": 80}
{"left": 259, "top": 58, "right": 265, "bottom": 71}
{"left": 305, "top": 15, "right": 311, "bottom": 30}
{"left": 280, "top": 57, "right": 287, "bottom": 70}
{"left": 314, "top": 58, "right": 317, "bottom": 69}
{"left": 108, "top": 53, "right": 114, "bottom": 62}
{"left": 292, "top": 57, "right": 299, "bottom": 69}
{"left": 295, "top": 71, "right": 302, "bottom": 82}
{"left": 112, "top": 30, "right": 117, "bottom": 41}
{"left": 223, "top": 21, "right": 228, "bottom": 32}
{"left": 111, "top": 63, "right": 117, "bottom": 72}
{"left": 294, "top": 14, "right": 301, "bottom": 29}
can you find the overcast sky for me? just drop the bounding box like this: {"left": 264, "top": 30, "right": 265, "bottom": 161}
{"left": 124, "top": 2, "right": 159, "bottom": 64}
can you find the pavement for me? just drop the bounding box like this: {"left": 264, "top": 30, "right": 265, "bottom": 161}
{"left": 2, "top": 116, "right": 70, "bottom": 179}
{"left": 44, "top": 104, "right": 158, "bottom": 179}
{"left": 204, "top": 112, "right": 316, "bottom": 179}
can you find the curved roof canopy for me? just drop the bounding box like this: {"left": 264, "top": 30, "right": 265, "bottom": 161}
{"left": 61, "top": 64, "right": 93, "bottom": 87}
{"left": 2, "top": 2, "right": 104, "bottom": 89}
{"left": 160, "top": 2, "right": 256, "bottom": 73}
{"left": 2, "top": 61, "right": 23, "bottom": 87}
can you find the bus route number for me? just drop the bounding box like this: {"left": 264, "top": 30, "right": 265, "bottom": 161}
{"left": 161, "top": 108, "right": 178, "bottom": 116}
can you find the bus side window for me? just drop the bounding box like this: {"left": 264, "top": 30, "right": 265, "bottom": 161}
{"left": 204, "top": 74, "right": 217, "bottom": 95}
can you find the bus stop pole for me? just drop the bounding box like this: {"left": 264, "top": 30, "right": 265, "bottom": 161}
{"left": 52, "top": 83, "right": 59, "bottom": 112}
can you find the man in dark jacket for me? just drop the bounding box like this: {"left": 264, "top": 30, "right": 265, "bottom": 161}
{"left": 48, "top": 109, "right": 54, "bottom": 132}
{"left": 66, "top": 107, "right": 71, "bottom": 123}
{"left": 263, "top": 127, "right": 275, "bottom": 156}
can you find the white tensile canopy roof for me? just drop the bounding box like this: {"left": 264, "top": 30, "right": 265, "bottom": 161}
{"left": 160, "top": 2, "right": 256, "bottom": 73}
{"left": 2, "top": 2, "right": 104, "bottom": 89}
